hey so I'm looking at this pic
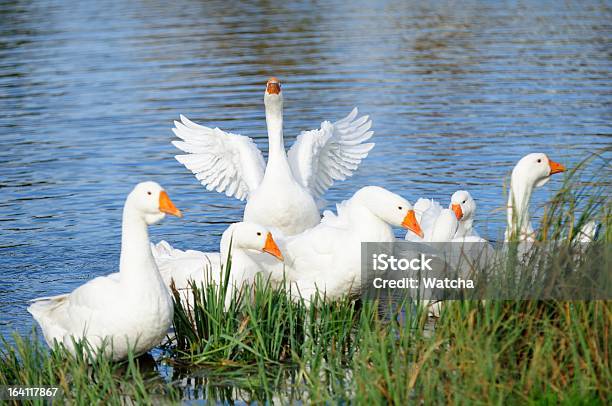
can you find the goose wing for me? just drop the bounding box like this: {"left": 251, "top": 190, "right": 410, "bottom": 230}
{"left": 287, "top": 108, "right": 374, "bottom": 199}
{"left": 28, "top": 275, "right": 120, "bottom": 344}
{"left": 172, "top": 115, "right": 266, "bottom": 201}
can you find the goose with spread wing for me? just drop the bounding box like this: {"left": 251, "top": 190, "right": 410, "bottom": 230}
{"left": 172, "top": 77, "right": 374, "bottom": 236}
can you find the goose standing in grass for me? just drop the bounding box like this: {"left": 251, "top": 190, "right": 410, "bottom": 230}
{"left": 407, "top": 192, "right": 486, "bottom": 318}
{"left": 172, "top": 77, "right": 374, "bottom": 236}
{"left": 261, "top": 186, "right": 423, "bottom": 301}
{"left": 28, "top": 182, "right": 182, "bottom": 360}
{"left": 152, "top": 222, "right": 284, "bottom": 309}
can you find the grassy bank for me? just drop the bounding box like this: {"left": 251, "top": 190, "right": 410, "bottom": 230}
{"left": 1, "top": 155, "right": 610, "bottom": 404}
{"left": 0, "top": 334, "right": 178, "bottom": 404}
{"left": 167, "top": 290, "right": 610, "bottom": 403}
{"left": 3, "top": 298, "right": 608, "bottom": 404}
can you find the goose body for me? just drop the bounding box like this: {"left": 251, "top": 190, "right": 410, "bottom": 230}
{"left": 264, "top": 186, "right": 423, "bottom": 300}
{"left": 173, "top": 78, "right": 374, "bottom": 236}
{"left": 28, "top": 182, "right": 182, "bottom": 360}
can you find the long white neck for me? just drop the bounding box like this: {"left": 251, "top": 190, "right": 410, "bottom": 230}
{"left": 220, "top": 235, "right": 260, "bottom": 284}
{"left": 220, "top": 226, "right": 249, "bottom": 266}
{"left": 119, "top": 204, "right": 157, "bottom": 283}
{"left": 457, "top": 216, "right": 473, "bottom": 237}
{"left": 264, "top": 96, "right": 291, "bottom": 173}
{"left": 345, "top": 199, "right": 395, "bottom": 242}
{"left": 220, "top": 233, "right": 236, "bottom": 263}
{"left": 506, "top": 174, "right": 534, "bottom": 240}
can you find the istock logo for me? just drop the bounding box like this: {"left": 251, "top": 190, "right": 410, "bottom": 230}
{"left": 372, "top": 253, "right": 433, "bottom": 271}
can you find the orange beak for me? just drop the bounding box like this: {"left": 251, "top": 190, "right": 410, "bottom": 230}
{"left": 159, "top": 191, "right": 182, "bottom": 217}
{"left": 548, "top": 159, "right": 565, "bottom": 175}
{"left": 263, "top": 232, "right": 283, "bottom": 261}
{"left": 402, "top": 210, "right": 424, "bottom": 238}
{"left": 266, "top": 77, "right": 281, "bottom": 95}
{"left": 451, "top": 203, "right": 463, "bottom": 220}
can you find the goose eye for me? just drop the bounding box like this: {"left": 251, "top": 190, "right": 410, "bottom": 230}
{"left": 147, "top": 191, "right": 152, "bottom": 195}
{"left": 257, "top": 232, "right": 262, "bottom": 236}
{"left": 398, "top": 206, "right": 403, "bottom": 210}
{"left": 537, "top": 159, "right": 542, "bottom": 163}
{"left": 462, "top": 200, "right": 466, "bottom": 204}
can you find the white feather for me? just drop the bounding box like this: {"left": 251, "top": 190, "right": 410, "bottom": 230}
{"left": 172, "top": 115, "right": 266, "bottom": 201}
{"left": 287, "top": 108, "right": 375, "bottom": 199}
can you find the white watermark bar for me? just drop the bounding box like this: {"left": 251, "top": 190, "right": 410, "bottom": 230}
{"left": 361, "top": 241, "right": 611, "bottom": 301}
{"left": 0, "top": 386, "right": 62, "bottom": 400}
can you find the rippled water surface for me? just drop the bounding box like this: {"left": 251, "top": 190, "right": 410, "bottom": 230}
{"left": 0, "top": 0, "right": 610, "bottom": 339}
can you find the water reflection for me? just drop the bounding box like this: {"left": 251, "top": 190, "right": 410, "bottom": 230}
{"left": 168, "top": 363, "right": 319, "bottom": 403}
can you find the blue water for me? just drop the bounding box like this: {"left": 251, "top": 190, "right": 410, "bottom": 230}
{"left": 0, "top": 0, "right": 610, "bottom": 339}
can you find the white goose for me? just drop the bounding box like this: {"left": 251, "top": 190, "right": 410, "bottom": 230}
{"left": 262, "top": 186, "right": 423, "bottom": 301}
{"left": 406, "top": 191, "right": 482, "bottom": 243}
{"left": 153, "top": 222, "right": 284, "bottom": 309}
{"left": 28, "top": 182, "right": 182, "bottom": 360}
{"left": 408, "top": 193, "right": 484, "bottom": 318}
{"left": 450, "top": 190, "right": 479, "bottom": 238}
{"left": 173, "top": 77, "right": 374, "bottom": 236}
{"left": 408, "top": 202, "right": 480, "bottom": 318}
{"left": 505, "top": 153, "right": 565, "bottom": 241}
{"left": 507, "top": 154, "right": 600, "bottom": 243}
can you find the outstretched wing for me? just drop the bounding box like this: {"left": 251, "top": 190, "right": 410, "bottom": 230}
{"left": 287, "top": 108, "right": 374, "bottom": 199}
{"left": 172, "top": 115, "right": 266, "bottom": 201}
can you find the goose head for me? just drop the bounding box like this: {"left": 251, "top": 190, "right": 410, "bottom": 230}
{"left": 127, "top": 181, "right": 182, "bottom": 225}
{"left": 225, "top": 222, "right": 284, "bottom": 261}
{"left": 264, "top": 77, "right": 283, "bottom": 108}
{"left": 352, "top": 186, "right": 424, "bottom": 238}
{"left": 450, "top": 190, "right": 475, "bottom": 222}
{"left": 511, "top": 153, "right": 565, "bottom": 190}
